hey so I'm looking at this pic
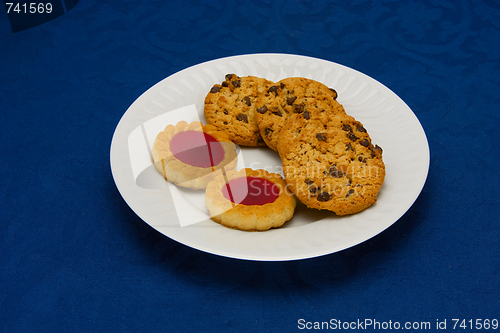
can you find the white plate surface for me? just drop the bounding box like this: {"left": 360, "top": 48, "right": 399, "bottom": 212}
{"left": 110, "top": 53, "right": 430, "bottom": 261}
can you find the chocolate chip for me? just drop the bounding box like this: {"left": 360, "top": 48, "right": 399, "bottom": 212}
{"left": 329, "top": 165, "right": 344, "bottom": 178}
{"left": 294, "top": 105, "right": 304, "bottom": 113}
{"left": 371, "top": 145, "right": 383, "bottom": 157}
{"left": 225, "top": 74, "right": 234, "bottom": 81}
{"left": 265, "top": 127, "right": 273, "bottom": 136}
{"left": 346, "top": 143, "right": 353, "bottom": 151}
{"left": 224, "top": 109, "right": 228, "bottom": 115}
{"left": 346, "top": 132, "right": 359, "bottom": 141}
{"left": 272, "top": 109, "right": 283, "bottom": 116}
{"left": 330, "top": 88, "right": 338, "bottom": 100}
{"left": 221, "top": 81, "right": 229, "bottom": 87}
{"left": 232, "top": 80, "right": 241, "bottom": 88}
{"left": 237, "top": 113, "right": 248, "bottom": 123}
{"left": 268, "top": 85, "right": 279, "bottom": 94}
{"left": 357, "top": 125, "right": 366, "bottom": 133}
{"left": 210, "top": 86, "right": 221, "bottom": 93}
{"left": 358, "top": 156, "right": 367, "bottom": 163}
{"left": 243, "top": 96, "right": 251, "bottom": 106}
{"left": 304, "top": 178, "right": 314, "bottom": 185}
{"left": 316, "top": 133, "right": 327, "bottom": 141}
{"left": 342, "top": 124, "right": 352, "bottom": 132}
{"left": 309, "top": 186, "right": 318, "bottom": 194}
{"left": 360, "top": 139, "right": 370, "bottom": 147}
{"left": 302, "top": 111, "right": 310, "bottom": 119}
{"left": 286, "top": 96, "right": 297, "bottom": 105}
{"left": 317, "top": 192, "right": 331, "bottom": 202}
{"left": 280, "top": 83, "right": 285, "bottom": 89}
{"left": 257, "top": 106, "right": 268, "bottom": 114}
{"left": 346, "top": 189, "right": 355, "bottom": 197}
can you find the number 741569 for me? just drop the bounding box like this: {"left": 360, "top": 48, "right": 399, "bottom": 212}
{"left": 5, "top": 2, "right": 53, "bottom": 14}
{"left": 452, "top": 319, "right": 498, "bottom": 330}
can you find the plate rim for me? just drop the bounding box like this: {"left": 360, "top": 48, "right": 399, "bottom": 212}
{"left": 110, "top": 53, "right": 430, "bottom": 261}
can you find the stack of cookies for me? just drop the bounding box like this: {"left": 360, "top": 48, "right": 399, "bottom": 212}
{"left": 204, "top": 74, "right": 385, "bottom": 216}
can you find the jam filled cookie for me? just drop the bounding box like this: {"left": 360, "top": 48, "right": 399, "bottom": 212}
{"left": 278, "top": 110, "right": 385, "bottom": 215}
{"left": 151, "top": 121, "right": 238, "bottom": 189}
{"left": 255, "top": 77, "right": 344, "bottom": 151}
{"left": 204, "top": 74, "right": 275, "bottom": 147}
{"left": 205, "top": 168, "right": 296, "bottom": 231}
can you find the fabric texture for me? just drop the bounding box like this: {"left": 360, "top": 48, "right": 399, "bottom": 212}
{"left": 1, "top": 0, "right": 499, "bottom": 332}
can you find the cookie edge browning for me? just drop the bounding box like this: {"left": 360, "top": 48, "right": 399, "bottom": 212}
{"left": 151, "top": 121, "right": 238, "bottom": 189}
{"left": 205, "top": 168, "right": 297, "bottom": 231}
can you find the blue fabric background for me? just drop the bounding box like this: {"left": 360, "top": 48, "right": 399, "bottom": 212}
{"left": 1, "top": 0, "right": 499, "bottom": 332}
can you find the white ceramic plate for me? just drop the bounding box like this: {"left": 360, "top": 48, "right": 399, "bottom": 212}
{"left": 110, "top": 53, "right": 429, "bottom": 261}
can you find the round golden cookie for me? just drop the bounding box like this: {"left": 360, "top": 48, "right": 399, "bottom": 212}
{"left": 205, "top": 168, "right": 297, "bottom": 231}
{"left": 204, "top": 74, "right": 275, "bottom": 147}
{"left": 151, "top": 121, "right": 238, "bottom": 189}
{"left": 255, "top": 77, "right": 344, "bottom": 151}
{"left": 278, "top": 110, "right": 385, "bottom": 215}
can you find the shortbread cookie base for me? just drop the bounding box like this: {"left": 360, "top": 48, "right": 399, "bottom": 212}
{"left": 205, "top": 168, "right": 297, "bottom": 231}
{"left": 151, "top": 121, "right": 238, "bottom": 189}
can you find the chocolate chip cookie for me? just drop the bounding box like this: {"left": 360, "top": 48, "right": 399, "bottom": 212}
{"left": 255, "top": 77, "right": 344, "bottom": 151}
{"left": 204, "top": 74, "right": 275, "bottom": 147}
{"left": 278, "top": 109, "right": 385, "bottom": 215}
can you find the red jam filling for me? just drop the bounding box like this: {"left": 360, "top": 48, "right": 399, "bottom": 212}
{"left": 222, "top": 176, "right": 279, "bottom": 206}
{"left": 170, "top": 131, "right": 225, "bottom": 168}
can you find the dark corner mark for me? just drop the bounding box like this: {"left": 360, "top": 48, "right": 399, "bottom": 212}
{"left": 3, "top": 0, "right": 79, "bottom": 33}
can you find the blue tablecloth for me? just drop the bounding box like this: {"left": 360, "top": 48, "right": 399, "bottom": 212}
{"left": 1, "top": 1, "right": 499, "bottom": 332}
